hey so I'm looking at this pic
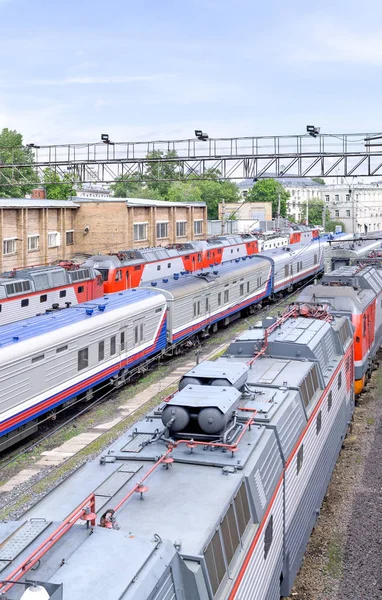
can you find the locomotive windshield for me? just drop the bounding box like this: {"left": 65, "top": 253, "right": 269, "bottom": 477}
{"left": 97, "top": 268, "right": 109, "bottom": 282}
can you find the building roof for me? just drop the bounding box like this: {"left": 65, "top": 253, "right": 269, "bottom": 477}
{"left": 0, "top": 198, "right": 80, "bottom": 208}
{"left": 75, "top": 196, "right": 206, "bottom": 208}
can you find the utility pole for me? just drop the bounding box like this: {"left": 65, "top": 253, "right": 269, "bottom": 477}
{"left": 322, "top": 205, "right": 326, "bottom": 231}
{"left": 277, "top": 192, "right": 281, "bottom": 229}
{"left": 221, "top": 198, "right": 225, "bottom": 234}
{"left": 305, "top": 196, "right": 309, "bottom": 225}
{"left": 350, "top": 187, "right": 357, "bottom": 234}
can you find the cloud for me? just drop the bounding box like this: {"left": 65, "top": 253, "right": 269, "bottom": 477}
{"left": 22, "top": 74, "right": 175, "bottom": 87}
{"left": 286, "top": 17, "right": 382, "bottom": 66}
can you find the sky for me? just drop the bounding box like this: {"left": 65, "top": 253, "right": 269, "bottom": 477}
{"left": 0, "top": 0, "right": 382, "bottom": 146}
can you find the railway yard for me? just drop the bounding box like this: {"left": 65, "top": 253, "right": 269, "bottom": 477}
{"left": 0, "top": 231, "right": 382, "bottom": 599}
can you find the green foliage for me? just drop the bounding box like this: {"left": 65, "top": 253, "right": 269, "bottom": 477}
{"left": 196, "top": 177, "right": 240, "bottom": 219}
{"left": 311, "top": 177, "right": 325, "bottom": 185}
{"left": 246, "top": 179, "right": 289, "bottom": 217}
{"left": 0, "top": 128, "right": 39, "bottom": 197}
{"left": 326, "top": 219, "right": 346, "bottom": 233}
{"left": 287, "top": 214, "right": 296, "bottom": 223}
{"left": 145, "top": 149, "right": 178, "bottom": 197}
{"left": 167, "top": 181, "right": 202, "bottom": 203}
{"left": 110, "top": 174, "right": 144, "bottom": 198}
{"left": 43, "top": 168, "right": 77, "bottom": 200}
{"left": 301, "top": 197, "right": 329, "bottom": 226}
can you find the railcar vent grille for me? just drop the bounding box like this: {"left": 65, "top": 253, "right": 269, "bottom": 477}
{"left": 148, "top": 569, "right": 176, "bottom": 600}
{"left": 121, "top": 433, "right": 153, "bottom": 452}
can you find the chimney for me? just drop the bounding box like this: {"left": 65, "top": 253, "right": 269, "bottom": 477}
{"left": 31, "top": 186, "right": 46, "bottom": 199}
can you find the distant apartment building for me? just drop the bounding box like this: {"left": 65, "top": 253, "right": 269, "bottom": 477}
{"left": 0, "top": 193, "right": 207, "bottom": 271}
{"left": 237, "top": 178, "right": 382, "bottom": 233}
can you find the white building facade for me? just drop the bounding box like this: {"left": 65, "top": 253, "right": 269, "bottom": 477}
{"left": 237, "top": 178, "right": 382, "bottom": 233}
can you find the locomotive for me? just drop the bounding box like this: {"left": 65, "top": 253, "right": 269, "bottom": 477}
{"left": 0, "top": 304, "right": 354, "bottom": 600}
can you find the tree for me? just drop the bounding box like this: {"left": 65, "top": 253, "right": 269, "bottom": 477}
{"left": 145, "top": 150, "right": 178, "bottom": 197}
{"left": 197, "top": 178, "right": 240, "bottom": 219}
{"left": 167, "top": 181, "right": 202, "bottom": 203}
{"left": 110, "top": 174, "right": 144, "bottom": 198}
{"left": 0, "top": 128, "right": 39, "bottom": 197}
{"left": 246, "top": 179, "right": 289, "bottom": 218}
{"left": 43, "top": 168, "right": 77, "bottom": 200}
{"left": 301, "top": 197, "right": 329, "bottom": 226}
{"left": 311, "top": 177, "right": 325, "bottom": 185}
{"left": 326, "top": 220, "right": 346, "bottom": 233}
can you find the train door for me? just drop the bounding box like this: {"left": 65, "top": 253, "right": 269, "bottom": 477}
{"left": 205, "top": 293, "right": 211, "bottom": 324}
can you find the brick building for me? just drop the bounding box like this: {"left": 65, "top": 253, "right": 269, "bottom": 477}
{"left": 0, "top": 195, "right": 207, "bottom": 271}
{"left": 0, "top": 198, "right": 79, "bottom": 272}
{"left": 73, "top": 197, "right": 207, "bottom": 256}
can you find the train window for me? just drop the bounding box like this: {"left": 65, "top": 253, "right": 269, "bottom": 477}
{"left": 218, "top": 293, "right": 222, "bottom": 306}
{"left": 115, "top": 270, "right": 122, "bottom": 281}
{"left": 231, "top": 249, "right": 233, "bottom": 254}
{"left": 134, "top": 266, "right": 141, "bottom": 271}
{"left": 56, "top": 345, "right": 68, "bottom": 354}
{"left": 314, "top": 254, "right": 318, "bottom": 265}
{"left": 60, "top": 290, "right": 66, "bottom": 298}
{"left": 206, "top": 297, "right": 209, "bottom": 312}
{"left": 337, "top": 371, "right": 342, "bottom": 389}
{"left": 285, "top": 265, "right": 289, "bottom": 278}
{"left": 155, "top": 307, "right": 162, "bottom": 313}
{"left": 328, "top": 391, "right": 333, "bottom": 411}
{"left": 297, "top": 445, "right": 304, "bottom": 474}
{"left": 363, "top": 315, "right": 367, "bottom": 337}
{"left": 0, "top": 305, "right": 2, "bottom": 312}
{"left": 32, "top": 354, "right": 45, "bottom": 363}
{"left": 232, "top": 280, "right": 237, "bottom": 284}
{"left": 198, "top": 253, "right": 202, "bottom": 262}
{"left": 240, "top": 283, "right": 244, "bottom": 296}
{"left": 316, "top": 410, "right": 322, "bottom": 435}
{"left": 134, "top": 326, "right": 138, "bottom": 345}
{"left": 126, "top": 271, "right": 129, "bottom": 280}
{"left": 40, "top": 295, "right": 47, "bottom": 302}
{"left": 140, "top": 323, "right": 144, "bottom": 341}
{"left": 21, "top": 299, "right": 29, "bottom": 307}
{"left": 98, "top": 341, "right": 105, "bottom": 361}
{"left": 264, "top": 515, "right": 273, "bottom": 559}
{"left": 224, "top": 290, "right": 229, "bottom": 303}
{"left": 207, "top": 251, "right": 211, "bottom": 259}
{"left": 120, "top": 331, "right": 125, "bottom": 351}
{"left": 168, "top": 263, "right": 171, "bottom": 268}
{"left": 78, "top": 348, "right": 88, "bottom": 371}
{"left": 78, "top": 286, "right": 84, "bottom": 293}
{"left": 237, "top": 248, "right": 239, "bottom": 252}
{"left": 217, "top": 249, "right": 222, "bottom": 254}
{"left": 257, "top": 276, "right": 262, "bottom": 289}
{"left": 157, "top": 265, "right": 161, "bottom": 271}
{"left": 110, "top": 336, "right": 116, "bottom": 356}
{"left": 247, "top": 282, "right": 250, "bottom": 293}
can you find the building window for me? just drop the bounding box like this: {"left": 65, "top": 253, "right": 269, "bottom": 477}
{"left": 98, "top": 341, "right": 105, "bottom": 361}
{"left": 325, "top": 194, "right": 330, "bottom": 203}
{"left": 335, "top": 194, "right": 339, "bottom": 202}
{"left": 133, "top": 223, "right": 148, "bottom": 242}
{"left": 297, "top": 445, "right": 304, "bottom": 474}
{"left": 156, "top": 222, "right": 168, "bottom": 239}
{"left": 78, "top": 348, "right": 89, "bottom": 371}
{"left": 346, "top": 194, "right": 350, "bottom": 202}
{"left": 3, "top": 238, "right": 16, "bottom": 255}
{"left": 176, "top": 221, "right": 187, "bottom": 237}
{"left": 110, "top": 335, "right": 116, "bottom": 356}
{"left": 346, "top": 210, "right": 351, "bottom": 217}
{"left": 334, "top": 210, "right": 339, "bottom": 217}
{"left": 21, "top": 298, "right": 29, "bottom": 307}
{"left": 264, "top": 515, "right": 273, "bottom": 559}
{"left": 28, "top": 234, "right": 39, "bottom": 251}
{"left": 48, "top": 232, "right": 60, "bottom": 248}
{"left": 66, "top": 230, "right": 74, "bottom": 245}
{"left": 194, "top": 220, "right": 203, "bottom": 235}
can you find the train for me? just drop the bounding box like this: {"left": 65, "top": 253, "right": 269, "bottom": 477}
{"left": 0, "top": 303, "right": 355, "bottom": 600}
{"left": 0, "top": 263, "right": 103, "bottom": 326}
{"left": 298, "top": 263, "right": 382, "bottom": 393}
{"left": 83, "top": 228, "right": 320, "bottom": 294}
{"left": 0, "top": 242, "right": 324, "bottom": 451}
{"left": 324, "top": 237, "right": 382, "bottom": 272}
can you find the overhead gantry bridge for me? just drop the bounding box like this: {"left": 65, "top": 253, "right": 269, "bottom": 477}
{"left": 1, "top": 131, "right": 382, "bottom": 186}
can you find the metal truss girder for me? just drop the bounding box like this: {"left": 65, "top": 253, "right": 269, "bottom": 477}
{"left": 346, "top": 155, "right": 368, "bottom": 176}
